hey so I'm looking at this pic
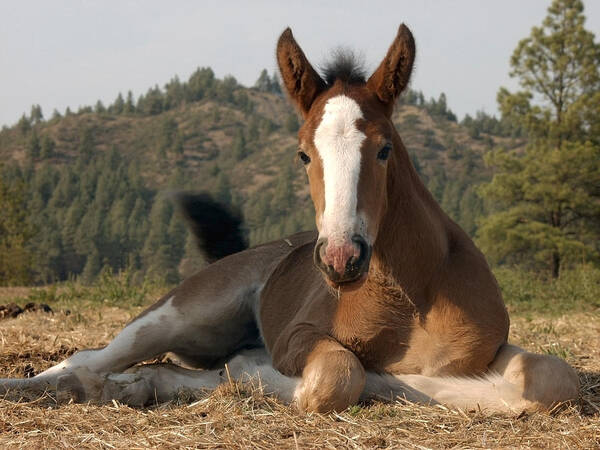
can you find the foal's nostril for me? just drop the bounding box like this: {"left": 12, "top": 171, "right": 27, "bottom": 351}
{"left": 314, "top": 237, "right": 328, "bottom": 268}
{"left": 347, "top": 235, "right": 369, "bottom": 272}
{"left": 351, "top": 235, "right": 368, "bottom": 261}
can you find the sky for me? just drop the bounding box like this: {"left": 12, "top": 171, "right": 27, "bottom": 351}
{"left": 1, "top": 0, "right": 599, "bottom": 128}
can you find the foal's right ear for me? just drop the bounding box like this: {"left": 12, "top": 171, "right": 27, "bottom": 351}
{"left": 276, "top": 28, "right": 326, "bottom": 117}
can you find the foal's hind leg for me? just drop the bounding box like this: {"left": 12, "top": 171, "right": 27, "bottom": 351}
{"left": 55, "top": 363, "right": 224, "bottom": 406}
{"left": 359, "top": 344, "right": 580, "bottom": 414}
{"left": 0, "top": 292, "right": 191, "bottom": 398}
{"left": 0, "top": 294, "right": 175, "bottom": 397}
{"left": 0, "top": 264, "right": 264, "bottom": 401}
{"left": 58, "top": 348, "right": 298, "bottom": 407}
{"left": 489, "top": 343, "right": 579, "bottom": 410}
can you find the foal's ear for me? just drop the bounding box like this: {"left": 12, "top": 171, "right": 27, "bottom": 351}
{"left": 367, "top": 24, "right": 415, "bottom": 112}
{"left": 277, "top": 28, "right": 326, "bottom": 117}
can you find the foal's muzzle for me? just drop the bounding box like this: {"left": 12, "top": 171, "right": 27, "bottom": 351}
{"left": 313, "top": 235, "right": 371, "bottom": 285}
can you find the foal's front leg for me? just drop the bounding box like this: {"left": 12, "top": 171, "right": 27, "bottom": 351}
{"left": 293, "top": 340, "right": 366, "bottom": 412}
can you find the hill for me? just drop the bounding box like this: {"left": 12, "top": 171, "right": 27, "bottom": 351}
{"left": 0, "top": 68, "right": 523, "bottom": 284}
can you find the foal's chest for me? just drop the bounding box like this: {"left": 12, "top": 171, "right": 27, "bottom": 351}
{"left": 330, "top": 292, "right": 418, "bottom": 370}
{"left": 330, "top": 289, "right": 508, "bottom": 376}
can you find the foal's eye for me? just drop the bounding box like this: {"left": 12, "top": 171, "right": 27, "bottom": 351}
{"left": 298, "top": 151, "right": 311, "bottom": 165}
{"left": 377, "top": 143, "right": 392, "bottom": 161}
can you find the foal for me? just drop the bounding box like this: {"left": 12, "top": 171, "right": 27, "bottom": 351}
{"left": 0, "top": 25, "right": 579, "bottom": 414}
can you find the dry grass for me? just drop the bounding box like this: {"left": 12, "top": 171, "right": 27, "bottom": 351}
{"left": 0, "top": 297, "right": 598, "bottom": 448}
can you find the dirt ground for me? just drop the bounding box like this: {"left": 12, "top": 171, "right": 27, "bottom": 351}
{"left": 0, "top": 296, "right": 598, "bottom": 449}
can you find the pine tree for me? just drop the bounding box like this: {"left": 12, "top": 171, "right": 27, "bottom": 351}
{"left": 78, "top": 127, "right": 95, "bottom": 159}
{"left": 478, "top": 0, "right": 600, "bottom": 277}
{"left": 216, "top": 76, "right": 237, "bottom": 103}
{"left": 214, "top": 173, "right": 232, "bottom": 205}
{"left": 254, "top": 69, "right": 282, "bottom": 94}
{"left": 246, "top": 116, "right": 259, "bottom": 142}
{"left": 17, "top": 114, "right": 31, "bottom": 136}
{"left": 0, "top": 172, "right": 33, "bottom": 285}
{"left": 260, "top": 118, "right": 275, "bottom": 137}
{"left": 187, "top": 67, "right": 216, "bottom": 101}
{"left": 165, "top": 75, "right": 184, "bottom": 109}
{"left": 254, "top": 69, "right": 272, "bottom": 92}
{"left": 60, "top": 195, "right": 86, "bottom": 276}
{"left": 95, "top": 100, "right": 106, "bottom": 114}
{"left": 81, "top": 247, "right": 101, "bottom": 284}
{"left": 270, "top": 73, "right": 282, "bottom": 94}
{"left": 143, "top": 85, "right": 164, "bottom": 115}
{"left": 113, "top": 93, "right": 125, "bottom": 114}
{"left": 179, "top": 231, "right": 207, "bottom": 278}
{"left": 40, "top": 135, "right": 55, "bottom": 159}
{"left": 232, "top": 129, "right": 247, "bottom": 160}
{"left": 77, "top": 105, "right": 93, "bottom": 114}
{"left": 124, "top": 91, "right": 135, "bottom": 114}
{"left": 284, "top": 113, "right": 300, "bottom": 133}
{"left": 159, "top": 116, "right": 178, "bottom": 154}
{"left": 435, "top": 93, "right": 448, "bottom": 117}
{"left": 173, "top": 133, "right": 184, "bottom": 156}
{"left": 30, "top": 104, "right": 43, "bottom": 123}
{"left": 272, "top": 165, "right": 296, "bottom": 217}
{"left": 127, "top": 197, "right": 148, "bottom": 254}
{"left": 234, "top": 90, "right": 253, "bottom": 114}
{"left": 27, "top": 131, "right": 41, "bottom": 158}
{"left": 141, "top": 197, "right": 179, "bottom": 282}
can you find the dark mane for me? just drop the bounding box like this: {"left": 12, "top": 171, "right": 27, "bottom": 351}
{"left": 320, "top": 49, "right": 366, "bottom": 86}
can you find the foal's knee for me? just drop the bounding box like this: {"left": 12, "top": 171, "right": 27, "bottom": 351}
{"left": 295, "top": 342, "right": 365, "bottom": 413}
{"left": 492, "top": 344, "right": 579, "bottom": 409}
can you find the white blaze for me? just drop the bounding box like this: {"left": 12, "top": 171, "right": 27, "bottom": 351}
{"left": 314, "top": 95, "right": 366, "bottom": 243}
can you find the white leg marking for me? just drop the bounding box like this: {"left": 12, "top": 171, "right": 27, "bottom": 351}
{"left": 39, "top": 296, "right": 180, "bottom": 378}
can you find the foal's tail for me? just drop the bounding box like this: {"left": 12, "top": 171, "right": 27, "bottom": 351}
{"left": 173, "top": 192, "right": 248, "bottom": 262}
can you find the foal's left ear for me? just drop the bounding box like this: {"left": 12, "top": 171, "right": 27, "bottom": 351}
{"left": 367, "top": 24, "right": 416, "bottom": 113}
{"left": 276, "top": 28, "right": 327, "bottom": 117}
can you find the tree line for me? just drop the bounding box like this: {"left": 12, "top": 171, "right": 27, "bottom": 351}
{"left": 13, "top": 67, "right": 283, "bottom": 132}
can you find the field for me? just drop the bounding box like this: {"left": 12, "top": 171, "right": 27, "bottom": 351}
{"left": 0, "top": 268, "right": 599, "bottom": 449}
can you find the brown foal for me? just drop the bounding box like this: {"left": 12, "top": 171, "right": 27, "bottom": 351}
{"left": 0, "top": 24, "right": 579, "bottom": 414}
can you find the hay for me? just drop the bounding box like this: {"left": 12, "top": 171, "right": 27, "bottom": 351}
{"left": 0, "top": 305, "right": 598, "bottom": 449}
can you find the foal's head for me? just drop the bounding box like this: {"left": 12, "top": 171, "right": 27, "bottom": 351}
{"left": 277, "top": 25, "right": 415, "bottom": 288}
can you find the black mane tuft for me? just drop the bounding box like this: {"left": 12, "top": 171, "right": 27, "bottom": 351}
{"left": 320, "top": 48, "right": 367, "bottom": 86}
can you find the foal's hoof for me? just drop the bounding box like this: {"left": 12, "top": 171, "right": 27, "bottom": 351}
{"left": 56, "top": 368, "right": 104, "bottom": 403}
{"left": 57, "top": 370, "right": 154, "bottom": 406}
{"left": 101, "top": 373, "right": 154, "bottom": 407}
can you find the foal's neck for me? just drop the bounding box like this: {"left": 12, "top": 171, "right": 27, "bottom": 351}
{"left": 368, "top": 143, "right": 449, "bottom": 295}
